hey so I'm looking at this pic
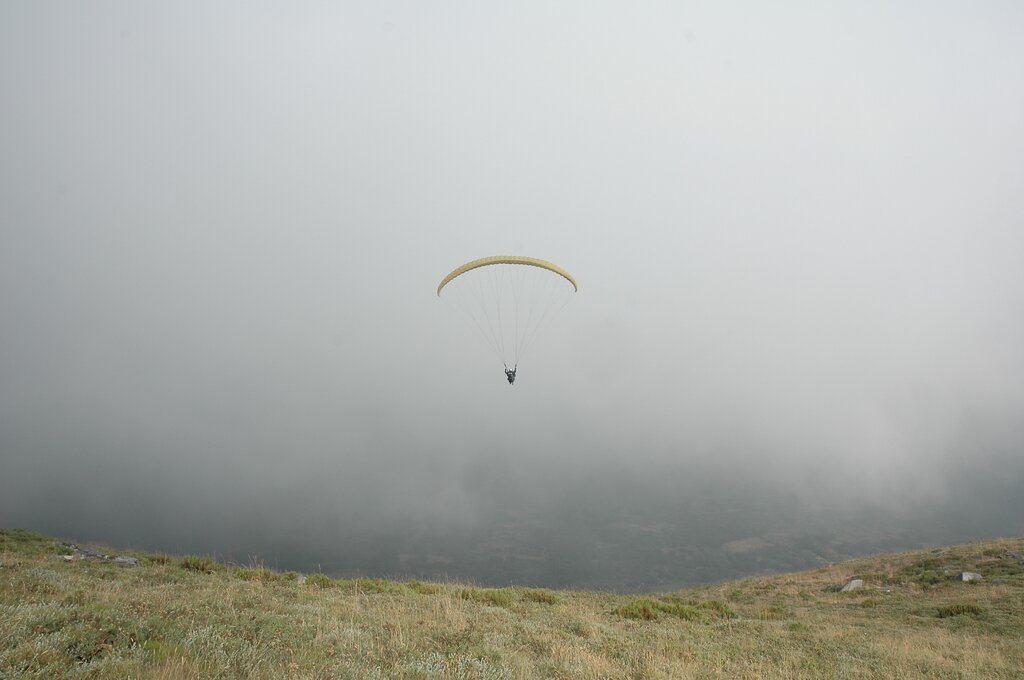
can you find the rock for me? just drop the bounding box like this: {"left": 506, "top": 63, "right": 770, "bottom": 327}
{"left": 1001, "top": 551, "right": 1024, "bottom": 564}
{"left": 56, "top": 543, "right": 138, "bottom": 567}
{"left": 841, "top": 579, "right": 864, "bottom": 592}
{"left": 960, "top": 572, "right": 983, "bottom": 582}
{"left": 296, "top": 574, "right": 307, "bottom": 585}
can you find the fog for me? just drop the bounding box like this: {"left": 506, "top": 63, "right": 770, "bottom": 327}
{"left": 2, "top": 2, "right": 1022, "bottom": 591}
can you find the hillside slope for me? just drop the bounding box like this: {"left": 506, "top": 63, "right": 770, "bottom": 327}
{"left": 1, "top": 528, "right": 1022, "bottom": 679}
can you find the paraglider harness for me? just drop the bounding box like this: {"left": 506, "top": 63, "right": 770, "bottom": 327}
{"left": 504, "top": 365, "right": 517, "bottom": 385}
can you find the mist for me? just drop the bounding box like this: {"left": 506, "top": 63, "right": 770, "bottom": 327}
{"left": 2, "top": 2, "right": 1022, "bottom": 591}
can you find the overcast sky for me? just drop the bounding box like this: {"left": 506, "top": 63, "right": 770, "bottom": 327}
{"left": 2, "top": 2, "right": 1022, "bottom": 588}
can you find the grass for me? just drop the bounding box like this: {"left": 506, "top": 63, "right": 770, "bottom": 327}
{"left": 1, "top": 528, "right": 1023, "bottom": 678}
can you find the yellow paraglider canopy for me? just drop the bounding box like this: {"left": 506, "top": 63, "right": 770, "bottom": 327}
{"left": 436, "top": 256, "right": 578, "bottom": 296}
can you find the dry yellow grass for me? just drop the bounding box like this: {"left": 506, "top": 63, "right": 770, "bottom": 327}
{"left": 1, "top": 529, "right": 1022, "bottom": 679}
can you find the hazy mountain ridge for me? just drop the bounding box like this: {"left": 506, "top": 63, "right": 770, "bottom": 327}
{"left": 237, "top": 482, "right": 1023, "bottom": 593}
{"left": 20, "top": 452, "right": 1019, "bottom": 595}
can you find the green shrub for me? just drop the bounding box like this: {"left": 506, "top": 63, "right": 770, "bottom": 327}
{"left": 354, "top": 578, "right": 409, "bottom": 595}
{"left": 898, "top": 558, "right": 959, "bottom": 587}
{"left": 616, "top": 599, "right": 660, "bottom": 620}
{"left": 521, "top": 588, "right": 559, "bottom": 604}
{"left": 407, "top": 580, "right": 441, "bottom": 595}
{"left": 459, "top": 587, "right": 514, "bottom": 608}
{"left": 180, "top": 556, "right": 218, "bottom": 573}
{"left": 936, "top": 603, "right": 984, "bottom": 618}
{"left": 916, "top": 570, "right": 945, "bottom": 586}
{"left": 616, "top": 597, "right": 726, "bottom": 622}
{"left": 697, "top": 600, "right": 737, "bottom": 619}
{"left": 658, "top": 602, "right": 701, "bottom": 620}
{"left": 305, "top": 573, "right": 335, "bottom": 589}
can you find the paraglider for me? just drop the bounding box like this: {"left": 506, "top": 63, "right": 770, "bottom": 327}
{"left": 437, "top": 256, "right": 577, "bottom": 384}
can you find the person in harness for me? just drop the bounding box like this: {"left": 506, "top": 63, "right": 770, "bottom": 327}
{"left": 504, "top": 366, "right": 517, "bottom": 385}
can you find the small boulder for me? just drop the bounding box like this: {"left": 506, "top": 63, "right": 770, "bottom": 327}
{"left": 841, "top": 579, "right": 864, "bottom": 592}
{"left": 296, "top": 574, "right": 307, "bottom": 585}
{"left": 960, "top": 572, "right": 982, "bottom": 582}
{"left": 1001, "top": 551, "right": 1024, "bottom": 564}
{"left": 113, "top": 556, "right": 139, "bottom": 568}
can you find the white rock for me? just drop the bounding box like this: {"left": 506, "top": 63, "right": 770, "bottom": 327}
{"left": 841, "top": 579, "right": 864, "bottom": 592}
{"left": 961, "top": 572, "right": 982, "bottom": 582}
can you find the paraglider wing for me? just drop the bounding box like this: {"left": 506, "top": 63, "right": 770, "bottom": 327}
{"left": 436, "top": 255, "right": 577, "bottom": 376}
{"left": 437, "top": 256, "right": 578, "bottom": 296}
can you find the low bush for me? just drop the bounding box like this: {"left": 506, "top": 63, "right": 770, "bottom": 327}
{"left": 617, "top": 599, "right": 659, "bottom": 620}
{"left": 697, "top": 599, "right": 737, "bottom": 619}
{"left": 179, "top": 556, "right": 218, "bottom": 573}
{"left": 305, "top": 574, "right": 335, "bottom": 589}
{"left": 355, "top": 578, "right": 409, "bottom": 595}
{"left": 406, "top": 580, "right": 441, "bottom": 595}
{"left": 521, "top": 588, "right": 559, "bottom": 604}
{"left": 616, "top": 596, "right": 735, "bottom": 622}
{"left": 459, "top": 587, "right": 514, "bottom": 608}
{"left": 658, "top": 602, "right": 701, "bottom": 620}
{"left": 916, "top": 570, "right": 945, "bottom": 587}
{"left": 936, "top": 603, "right": 984, "bottom": 618}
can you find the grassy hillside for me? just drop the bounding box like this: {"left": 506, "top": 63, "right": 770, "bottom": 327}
{"left": 1, "top": 528, "right": 1022, "bottom": 679}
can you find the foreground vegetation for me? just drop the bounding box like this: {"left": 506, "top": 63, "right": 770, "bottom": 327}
{"left": 1, "top": 529, "right": 1022, "bottom": 679}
